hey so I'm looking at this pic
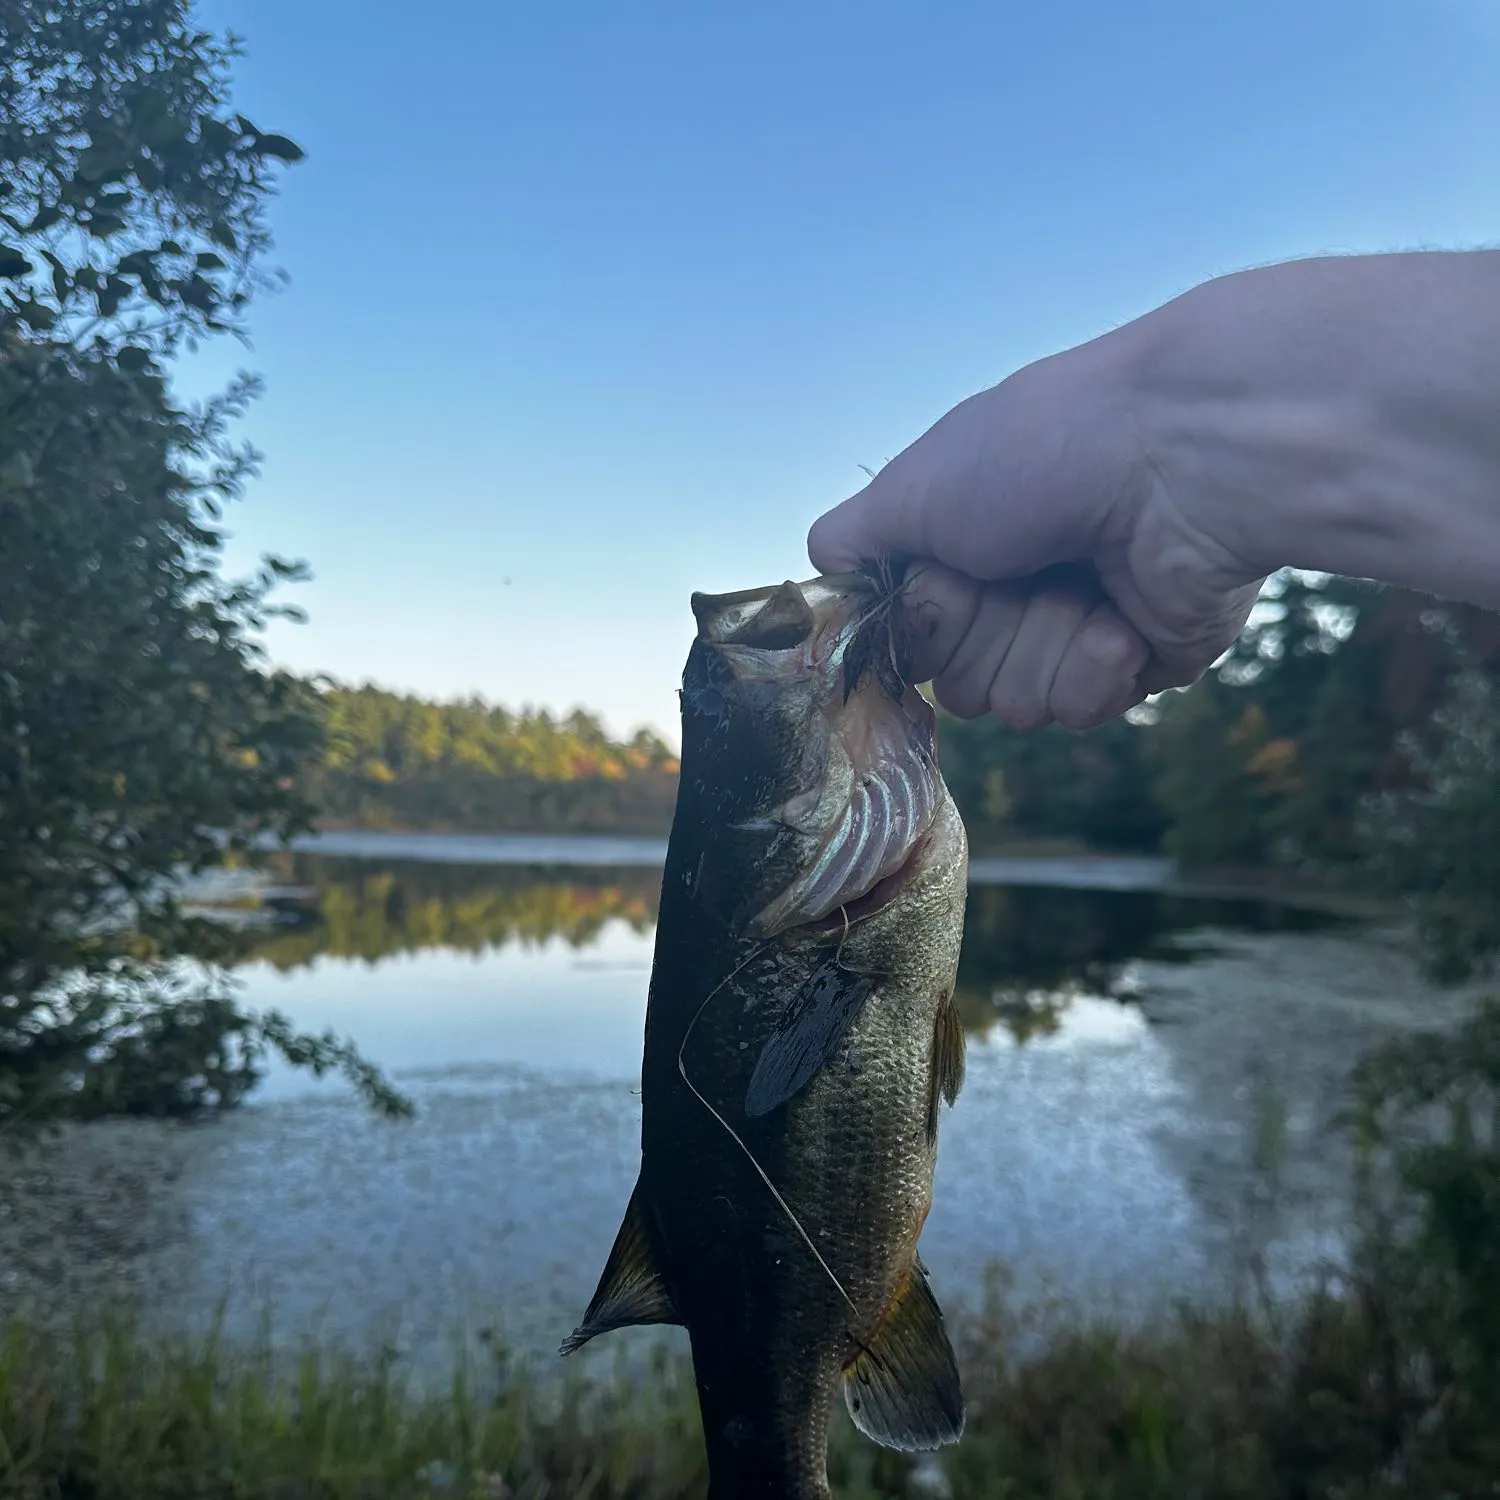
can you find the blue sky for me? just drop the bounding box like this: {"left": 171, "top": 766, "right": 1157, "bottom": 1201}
{"left": 191, "top": 0, "right": 1499, "bottom": 742}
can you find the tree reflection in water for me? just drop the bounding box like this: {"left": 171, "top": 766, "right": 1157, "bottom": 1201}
{"left": 242, "top": 855, "right": 1342, "bottom": 1042}
{"left": 246, "top": 854, "right": 660, "bottom": 970}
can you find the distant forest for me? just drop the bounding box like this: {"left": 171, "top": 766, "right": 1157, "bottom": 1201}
{"left": 298, "top": 683, "right": 680, "bottom": 835}
{"left": 297, "top": 570, "right": 1500, "bottom": 882}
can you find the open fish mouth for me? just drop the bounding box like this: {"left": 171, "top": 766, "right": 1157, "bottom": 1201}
{"left": 691, "top": 569, "right": 940, "bottom": 940}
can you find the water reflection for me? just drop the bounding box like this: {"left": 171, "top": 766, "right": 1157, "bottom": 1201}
{"left": 243, "top": 854, "right": 1342, "bottom": 1045}
{"left": 248, "top": 854, "right": 660, "bottom": 970}
{"left": 952, "top": 885, "right": 1338, "bottom": 1039}
{"left": 44, "top": 849, "right": 1364, "bottom": 1364}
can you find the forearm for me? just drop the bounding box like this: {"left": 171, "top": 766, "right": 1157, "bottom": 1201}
{"left": 1124, "top": 250, "right": 1500, "bottom": 606}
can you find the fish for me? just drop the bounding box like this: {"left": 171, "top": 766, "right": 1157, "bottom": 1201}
{"left": 561, "top": 567, "right": 969, "bottom": 1500}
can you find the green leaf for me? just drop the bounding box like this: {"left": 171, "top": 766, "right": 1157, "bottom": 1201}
{"left": 250, "top": 133, "right": 306, "bottom": 163}
{"left": 0, "top": 247, "right": 32, "bottom": 277}
{"left": 198, "top": 117, "right": 240, "bottom": 154}
{"left": 179, "top": 275, "right": 217, "bottom": 313}
{"left": 97, "top": 275, "right": 132, "bottom": 318}
{"left": 16, "top": 301, "right": 57, "bottom": 331}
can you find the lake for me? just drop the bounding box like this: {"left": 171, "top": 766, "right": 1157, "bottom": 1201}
{"left": 6, "top": 831, "right": 1480, "bottom": 1376}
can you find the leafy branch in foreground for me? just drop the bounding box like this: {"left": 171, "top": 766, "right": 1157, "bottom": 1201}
{"left": 0, "top": 0, "right": 401, "bottom": 1126}
{"left": 2, "top": 964, "right": 411, "bottom": 1127}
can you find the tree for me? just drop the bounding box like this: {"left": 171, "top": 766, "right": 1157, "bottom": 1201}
{"left": 0, "top": 1, "right": 405, "bottom": 1125}
{"left": 301, "top": 682, "right": 680, "bottom": 834}
{"left": 1151, "top": 680, "right": 1280, "bottom": 869}
{"left": 937, "top": 713, "right": 1164, "bottom": 852}
{"left": 1363, "top": 667, "right": 1500, "bottom": 982}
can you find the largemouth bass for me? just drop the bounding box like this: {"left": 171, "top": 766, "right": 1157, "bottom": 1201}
{"left": 562, "top": 570, "right": 969, "bottom": 1500}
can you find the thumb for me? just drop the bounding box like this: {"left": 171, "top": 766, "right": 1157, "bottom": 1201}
{"left": 807, "top": 474, "right": 912, "bottom": 575}
{"left": 807, "top": 368, "right": 1104, "bottom": 582}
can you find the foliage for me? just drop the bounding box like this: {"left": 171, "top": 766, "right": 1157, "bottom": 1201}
{"left": 938, "top": 712, "right": 1164, "bottom": 853}
{"left": 302, "top": 683, "right": 680, "bottom": 835}
{"left": 0, "top": 0, "right": 302, "bottom": 356}
{"left": 1362, "top": 667, "right": 1500, "bottom": 981}
{"left": 0, "top": 0, "right": 403, "bottom": 1126}
{"left": 1150, "top": 683, "right": 1285, "bottom": 868}
{"left": 1349, "top": 1000, "right": 1500, "bottom": 1362}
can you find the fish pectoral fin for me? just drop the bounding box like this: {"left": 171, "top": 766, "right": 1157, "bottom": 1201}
{"left": 559, "top": 1178, "right": 679, "bottom": 1356}
{"left": 842, "top": 1256, "right": 964, "bottom": 1451}
{"left": 744, "top": 961, "right": 876, "bottom": 1118}
{"left": 925, "top": 993, "right": 967, "bottom": 1145}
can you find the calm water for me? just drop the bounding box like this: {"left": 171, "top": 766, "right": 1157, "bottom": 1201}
{"left": 106, "top": 832, "right": 1373, "bottom": 1368}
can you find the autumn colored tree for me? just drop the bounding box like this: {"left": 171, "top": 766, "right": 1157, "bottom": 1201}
{"left": 301, "top": 682, "right": 680, "bottom": 835}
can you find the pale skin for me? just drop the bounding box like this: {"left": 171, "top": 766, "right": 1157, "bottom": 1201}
{"left": 807, "top": 250, "right": 1500, "bottom": 731}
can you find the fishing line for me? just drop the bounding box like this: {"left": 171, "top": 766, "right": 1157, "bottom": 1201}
{"left": 676, "top": 940, "right": 861, "bottom": 1320}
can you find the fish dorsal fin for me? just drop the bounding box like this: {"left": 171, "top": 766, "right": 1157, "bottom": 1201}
{"left": 842, "top": 1256, "right": 965, "bottom": 1451}
{"left": 744, "top": 959, "right": 877, "bottom": 1118}
{"left": 926, "top": 993, "right": 967, "bottom": 1145}
{"left": 559, "top": 1178, "right": 678, "bottom": 1356}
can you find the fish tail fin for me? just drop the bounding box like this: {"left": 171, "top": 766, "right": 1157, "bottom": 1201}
{"left": 842, "top": 1256, "right": 964, "bottom": 1451}
{"left": 559, "top": 1176, "right": 679, "bottom": 1356}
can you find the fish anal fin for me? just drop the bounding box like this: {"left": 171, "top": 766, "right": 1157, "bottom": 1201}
{"left": 559, "top": 1178, "right": 678, "bottom": 1356}
{"left": 745, "top": 964, "right": 876, "bottom": 1118}
{"left": 842, "top": 1257, "right": 964, "bottom": 1451}
{"left": 926, "top": 993, "right": 967, "bottom": 1144}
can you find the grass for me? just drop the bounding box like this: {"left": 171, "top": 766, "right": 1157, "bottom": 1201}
{"left": 7, "top": 1006, "right": 1500, "bottom": 1499}
{"left": 4, "top": 1268, "right": 1498, "bottom": 1500}
{"left": 0, "top": 1313, "right": 710, "bottom": 1500}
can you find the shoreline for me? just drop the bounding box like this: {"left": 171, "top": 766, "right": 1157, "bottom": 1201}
{"left": 256, "top": 828, "right": 1391, "bottom": 915}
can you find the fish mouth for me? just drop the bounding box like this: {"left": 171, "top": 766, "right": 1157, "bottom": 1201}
{"left": 687, "top": 569, "right": 938, "bottom": 939}
{"left": 691, "top": 570, "right": 937, "bottom": 941}
{"left": 690, "top": 567, "right": 916, "bottom": 699}
{"left": 690, "top": 571, "right": 889, "bottom": 659}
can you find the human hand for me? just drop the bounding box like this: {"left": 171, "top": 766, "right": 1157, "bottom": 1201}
{"left": 807, "top": 333, "right": 1264, "bottom": 730}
